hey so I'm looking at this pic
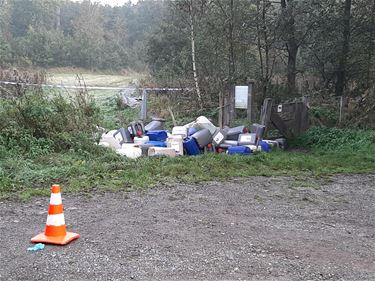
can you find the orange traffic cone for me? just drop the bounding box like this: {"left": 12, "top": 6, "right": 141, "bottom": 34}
{"left": 31, "top": 184, "right": 79, "bottom": 245}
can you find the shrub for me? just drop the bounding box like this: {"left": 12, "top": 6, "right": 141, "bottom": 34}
{"left": 0, "top": 88, "right": 100, "bottom": 157}
{"left": 291, "top": 127, "right": 375, "bottom": 151}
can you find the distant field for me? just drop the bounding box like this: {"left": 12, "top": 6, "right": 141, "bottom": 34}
{"left": 47, "top": 69, "right": 144, "bottom": 88}
{"left": 44, "top": 69, "right": 143, "bottom": 129}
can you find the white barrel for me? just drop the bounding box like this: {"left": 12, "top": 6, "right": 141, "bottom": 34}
{"left": 148, "top": 147, "right": 176, "bottom": 158}
{"left": 116, "top": 144, "right": 142, "bottom": 159}
{"left": 167, "top": 135, "right": 184, "bottom": 156}
{"left": 172, "top": 126, "right": 188, "bottom": 138}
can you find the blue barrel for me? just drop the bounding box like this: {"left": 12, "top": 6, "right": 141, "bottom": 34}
{"left": 188, "top": 127, "right": 199, "bottom": 136}
{"left": 146, "top": 130, "right": 168, "bottom": 141}
{"left": 259, "top": 141, "right": 271, "bottom": 152}
{"left": 227, "top": 146, "right": 252, "bottom": 155}
{"left": 183, "top": 137, "right": 201, "bottom": 156}
{"left": 146, "top": 141, "right": 167, "bottom": 147}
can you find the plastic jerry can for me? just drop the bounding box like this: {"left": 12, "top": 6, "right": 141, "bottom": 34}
{"left": 113, "top": 127, "right": 133, "bottom": 144}
{"left": 223, "top": 140, "right": 239, "bottom": 146}
{"left": 250, "top": 123, "right": 266, "bottom": 140}
{"left": 275, "top": 138, "right": 287, "bottom": 150}
{"left": 227, "top": 126, "right": 246, "bottom": 141}
{"left": 146, "top": 130, "right": 168, "bottom": 141}
{"left": 99, "top": 130, "right": 122, "bottom": 150}
{"left": 212, "top": 128, "right": 228, "bottom": 146}
{"left": 137, "top": 144, "right": 153, "bottom": 156}
{"left": 183, "top": 137, "right": 201, "bottom": 156}
{"left": 259, "top": 141, "right": 271, "bottom": 152}
{"left": 217, "top": 143, "right": 233, "bottom": 149}
{"left": 238, "top": 133, "right": 257, "bottom": 145}
{"left": 263, "top": 140, "right": 279, "bottom": 149}
{"left": 191, "top": 128, "right": 213, "bottom": 148}
{"left": 167, "top": 135, "right": 184, "bottom": 156}
{"left": 145, "top": 118, "right": 165, "bottom": 132}
{"left": 227, "top": 146, "right": 253, "bottom": 155}
{"left": 148, "top": 147, "right": 176, "bottom": 158}
{"left": 146, "top": 141, "right": 167, "bottom": 147}
{"left": 129, "top": 121, "right": 145, "bottom": 137}
{"left": 172, "top": 126, "right": 189, "bottom": 138}
{"left": 134, "top": 136, "right": 150, "bottom": 145}
{"left": 188, "top": 127, "right": 199, "bottom": 136}
{"left": 116, "top": 144, "right": 142, "bottom": 159}
{"left": 195, "top": 116, "right": 217, "bottom": 135}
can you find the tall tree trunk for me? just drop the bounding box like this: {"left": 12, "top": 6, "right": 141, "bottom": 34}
{"left": 336, "top": 0, "right": 352, "bottom": 96}
{"left": 281, "top": 0, "right": 298, "bottom": 95}
{"left": 189, "top": 0, "right": 203, "bottom": 108}
{"left": 228, "top": 0, "right": 235, "bottom": 83}
{"left": 56, "top": 6, "right": 61, "bottom": 31}
{"left": 256, "top": 0, "right": 271, "bottom": 99}
{"left": 366, "top": 0, "right": 375, "bottom": 88}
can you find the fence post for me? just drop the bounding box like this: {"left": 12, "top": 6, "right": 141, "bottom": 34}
{"left": 140, "top": 89, "right": 148, "bottom": 121}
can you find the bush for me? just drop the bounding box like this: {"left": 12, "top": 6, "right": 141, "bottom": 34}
{"left": 0, "top": 89, "right": 101, "bottom": 157}
{"left": 291, "top": 127, "right": 375, "bottom": 151}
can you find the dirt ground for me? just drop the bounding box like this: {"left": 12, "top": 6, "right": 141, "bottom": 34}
{"left": 0, "top": 175, "right": 374, "bottom": 281}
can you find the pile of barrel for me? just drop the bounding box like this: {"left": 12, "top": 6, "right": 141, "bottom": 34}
{"left": 98, "top": 116, "right": 286, "bottom": 159}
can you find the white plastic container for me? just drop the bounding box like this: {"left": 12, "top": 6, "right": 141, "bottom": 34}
{"left": 244, "top": 145, "right": 262, "bottom": 152}
{"left": 99, "top": 130, "right": 121, "bottom": 150}
{"left": 182, "top": 116, "right": 217, "bottom": 135}
{"left": 172, "top": 126, "right": 188, "bottom": 138}
{"left": 116, "top": 144, "right": 142, "bottom": 159}
{"left": 212, "top": 128, "right": 228, "bottom": 146}
{"left": 195, "top": 116, "right": 217, "bottom": 135}
{"left": 167, "top": 135, "right": 184, "bottom": 156}
{"left": 134, "top": 136, "right": 149, "bottom": 145}
{"left": 238, "top": 133, "right": 257, "bottom": 145}
{"left": 148, "top": 147, "right": 176, "bottom": 158}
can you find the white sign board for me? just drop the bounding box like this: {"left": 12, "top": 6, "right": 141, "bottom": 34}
{"left": 235, "top": 86, "right": 249, "bottom": 109}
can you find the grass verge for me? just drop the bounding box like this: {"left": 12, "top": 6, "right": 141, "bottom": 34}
{"left": 1, "top": 147, "right": 375, "bottom": 200}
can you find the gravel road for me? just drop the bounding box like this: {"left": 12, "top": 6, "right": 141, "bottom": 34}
{"left": 1, "top": 175, "right": 374, "bottom": 281}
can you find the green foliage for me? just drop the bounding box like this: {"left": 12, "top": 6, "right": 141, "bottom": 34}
{"left": 310, "top": 106, "right": 338, "bottom": 127}
{"left": 0, "top": 89, "right": 100, "bottom": 156}
{"left": 291, "top": 127, "right": 375, "bottom": 151}
{"left": 0, "top": 0, "right": 164, "bottom": 70}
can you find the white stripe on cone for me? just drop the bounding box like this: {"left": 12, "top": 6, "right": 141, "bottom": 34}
{"left": 49, "top": 193, "right": 62, "bottom": 205}
{"left": 46, "top": 214, "right": 65, "bottom": 226}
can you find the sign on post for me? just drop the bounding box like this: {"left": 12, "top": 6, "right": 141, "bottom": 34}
{"left": 235, "top": 86, "right": 249, "bottom": 109}
{"left": 234, "top": 84, "right": 253, "bottom": 120}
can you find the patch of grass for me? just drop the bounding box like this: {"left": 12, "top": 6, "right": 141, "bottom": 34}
{"left": 2, "top": 146, "right": 375, "bottom": 200}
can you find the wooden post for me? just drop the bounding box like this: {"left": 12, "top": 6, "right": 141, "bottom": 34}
{"left": 247, "top": 83, "right": 253, "bottom": 121}
{"left": 229, "top": 85, "right": 236, "bottom": 122}
{"left": 260, "top": 98, "right": 273, "bottom": 126}
{"left": 223, "top": 96, "right": 231, "bottom": 126}
{"left": 339, "top": 95, "right": 343, "bottom": 125}
{"left": 140, "top": 89, "right": 148, "bottom": 121}
{"left": 218, "top": 92, "right": 224, "bottom": 128}
{"left": 294, "top": 101, "right": 303, "bottom": 136}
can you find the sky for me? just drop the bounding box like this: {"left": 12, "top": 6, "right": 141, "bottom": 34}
{"left": 72, "top": 0, "right": 138, "bottom": 6}
{"left": 94, "top": 0, "right": 138, "bottom": 6}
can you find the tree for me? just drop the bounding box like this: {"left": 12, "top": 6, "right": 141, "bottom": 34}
{"left": 335, "top": 0, "right": 352, "bottom": 96}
